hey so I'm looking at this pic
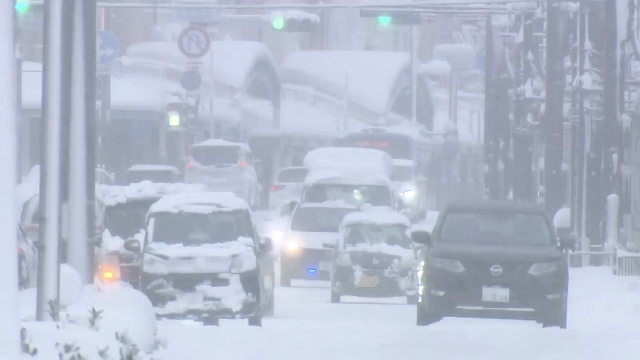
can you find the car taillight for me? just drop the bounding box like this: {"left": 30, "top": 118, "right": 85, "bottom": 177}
{"left": 239, "top": 161, "right": 246, "bottom": 169}
{"left": 187, "top": 161, "right": 192, "bottom": 169}
{"left": 271, "top": 185, "right": 285, "bottom": 192}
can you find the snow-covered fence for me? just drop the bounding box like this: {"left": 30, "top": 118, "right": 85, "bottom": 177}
{"left": 568, "top": 250, "right": 640, "bottom": 276}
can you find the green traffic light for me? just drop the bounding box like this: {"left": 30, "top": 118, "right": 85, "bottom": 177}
{"left": 167, "top": 111, "right": 180, "bottom": 127}
{"left": 15, "top": 1, "right": 29, "bottom": 13}
{"left": 272, "top": 17, "right": 284, "bottom": 30}
{"left": 377, "top": 15, "right": 392, "bottom": 26}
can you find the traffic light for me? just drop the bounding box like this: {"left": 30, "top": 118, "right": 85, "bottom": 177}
{"left": 360, "top": 9, "right": 421, "bottom": 26}
{"left": 377, "top": 15, "right": 392, "bottom": 26}
{"left": 167, "top": 111, "right": 181, "bottom": 127}
{"left": 15, "top": 0, "right": 29, "bottom": 13}
{"left": 269, "top": 11, "right": 319, "bottom": 32}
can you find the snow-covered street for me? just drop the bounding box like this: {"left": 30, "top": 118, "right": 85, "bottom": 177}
{"left": 157, "top": 268, "right": 640, "bottom": 360}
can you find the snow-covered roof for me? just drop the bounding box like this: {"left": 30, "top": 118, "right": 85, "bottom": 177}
{"left": 304, "top": 147, "right": 393, "bottom": 176}
{"left": 97, "top": 182, "right": 208, "bottom": 206}
{"left": 280, "top": 51, "right": 410, "bottom": 114}
{"left": 190, "top": 138, "right": 251, "bottom": 152}
{"left": 341, "top": 208, "right": 410, "bottom": 227}
{"left": 124, "top": 41, "right": 278, "bottom": 90}
{"left": 149, "top": 192, "right": 249, "bottom": 214}
{"left": 128, "top": 164, "right": 179, "bottom": 173}
{"left": 109, "top": 75, "right": 185, "bottom": 112}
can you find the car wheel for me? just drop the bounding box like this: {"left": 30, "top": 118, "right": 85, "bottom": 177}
{"left": 331, "top": 290, "right": 341, "bottom": 304}
{"left": 542, "top": 292, "right": 568, "bottom": 329}
{"left": 248, "top": 312, "right": 262, "bottom": 327}
{"left": 18, "top": 254, "right": 29, "bottom": 290}
{"left": 202, "top": 316, "right": 220, "bottom": 326}
{"left": 416, "top": 293, "right": 442, "bottom": 326}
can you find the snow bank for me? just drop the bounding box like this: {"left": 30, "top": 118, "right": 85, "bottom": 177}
{"left": 20, "top": 283, "right": 157, "bottom": 353}
{"left": 149, "top": 192, "right": 249, "bottom": 213}
{"left": 98, "top": 181, "right": 208, "bottom": 207}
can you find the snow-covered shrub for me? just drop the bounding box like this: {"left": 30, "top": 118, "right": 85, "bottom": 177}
{"left": 21, "top": 327, "right": 38, "bottom": 356}
{"left": 116, "top": 331, "right": 141, "bottom": 360}
{"left": 88, "top": 307, "right": 104, "bottom": 330}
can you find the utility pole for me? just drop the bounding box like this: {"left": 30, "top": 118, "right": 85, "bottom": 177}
{"left": 36, "top": 0, "right": 64, "bottom": 321}
{"left": 577, "top": 2, "right": 586, "bottom": 240}
{"left": 543, "top": 1, "right": 565, "bottom": 218}
{"left": 0, "top": 0, "right": 21, "bottom": 357}
{"left": 483, "top": 15, "right": 499, "bottom": 199}
{"left": 68, "top": 0, "right": 89, "bottom": 282}
{"left": 14, "top": 5, "right": 23, "bottom": 182}
{"left": 85, "top": 0, "right": 98, "bottom": 283}
{"left": 602, "top": 0, "right": 619, "bottom": 228}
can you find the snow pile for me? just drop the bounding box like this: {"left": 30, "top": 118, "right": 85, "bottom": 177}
{"left": 341, "top": 208, "right": 410, "bottom": 227}
{"left": 553, "top": 207, "right": 571, "bottom": 229}
{"left": 98, "top": 182, "right": 208, "bottom": 207}
{"left": 20, "top": 283, "right": 157, "bottom": 353}
{"left": 15, "top": 165, "right": 40, "bottom": 216}
{"left": 419, "top": 59, "right": 452, "bottom": 78}
{"left": 149, "top": 192, "right": 249, "bottom": 214}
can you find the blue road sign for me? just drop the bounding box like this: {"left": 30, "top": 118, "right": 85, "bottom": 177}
{"left": 180, "top": 69, "right": 202, "bottom": 92}
{"left": 98, "top": 30, "right": 119, "bottom": 64}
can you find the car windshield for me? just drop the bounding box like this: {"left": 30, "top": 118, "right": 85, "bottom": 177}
{"left": 303, "top": 184, "right": 392, "bottom": 207}
{"left": 345, "top": 224, "right": 411, "bottom": 249}
{"left": 127, "top": 170, "right": 174, "bottom": 184}
{"left": 104, "top": 199, "right": 158, "bottom": 239}
{"left": 291, "top": 207, "right": 357, "bottom": 233}
{"left": 190, "top": 145, "right": 240, "bottom": 166}
{"left": 151, "top": 210, "right": 254, "bottom": 245}
{"left": 391, "top": 165, "right": 414, "bottom": 182}
{"left": 439, "top": 211, "right": 553, "bottom": 245}
{"left": 277, "top": 168, "right": 309, "bottom": 183}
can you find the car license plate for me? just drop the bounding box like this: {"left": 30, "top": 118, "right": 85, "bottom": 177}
{"left": 319, "top": 261, "right": 331, "bottom": 271}
{"left": 482, "top": 286, "right": 510, "bottom": 302}
{"left": 356, "top": 276, "right": 378, "bottom": 288}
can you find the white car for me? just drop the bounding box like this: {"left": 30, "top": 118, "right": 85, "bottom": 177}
{"left": 185, "top": 139, "right": 261, "bottom": 209}
{"left": 391, "top": 159, "right": 427, "bottom": 221}
{"left": 269, "top": 167, "right": 308, "bottom": 211}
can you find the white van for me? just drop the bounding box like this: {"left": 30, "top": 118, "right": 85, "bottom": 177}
{"left": 185, "top": 139, "right": 261, "bottom": 208}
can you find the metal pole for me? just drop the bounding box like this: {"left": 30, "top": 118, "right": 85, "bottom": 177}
{"left": 577, "top": 5, "right": 586, "bottom": 239}
{"left": 36, "top": 0, "right": 64, "bottom": 322}
{"left": 410, "top": 24, "right": 418, "bottom": 123}
{"left": 483, "top": 15, "right": 499, "bottom": 199}
{"left": 84, "top": 0, "right": 98, "bottom": 283}
{"left": 209, "top": 44, "right": 215, "bottom": 139}
{"left": 0, "top": 0, "right": 21, "bottom": 357}
{"left": 544, "top": 0, "right": 565, "bottom": 217}
{"left": 14, "top": 8, "right": 23, "bottom": 181}
{"left": 68, "top": 0, "right": 89, "bottom": 282}
{"left": 99, "top": 6, "right": 110, "bottom": 171}
{"left": 602, "top": 0, "right": 619, "bottom": 212}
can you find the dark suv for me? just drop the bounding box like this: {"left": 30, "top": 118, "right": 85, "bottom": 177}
{"left": 412, "top": 200, "right": 575, "bottom": 329}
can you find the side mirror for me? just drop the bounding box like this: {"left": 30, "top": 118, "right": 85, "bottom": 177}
{"left": 411, "top": 230, "right": 431, "bottom": 245}
{"left": 323, "top": 243, "right": 336, "bottom": 249}
{"left": 123, "top": 239, "right": 141, "bottom": 253}
{"left": 559, "top": 237, "right": 576, "bottom": 251}
{"left": 259, "top": 237, "right": 273, "bottom": 252}
{"left": 288, "top": 201, "right": 299, "bottom": 213}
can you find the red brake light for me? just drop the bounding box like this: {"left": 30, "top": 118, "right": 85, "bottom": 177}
{"left": 270, "top": 185, "right": 276, "bottom": 192}
{"left": 239, "top": 161, "right": 246, "bottom": 169}
{"left": 187, "top": 161, "right": 192, "bottom": 169}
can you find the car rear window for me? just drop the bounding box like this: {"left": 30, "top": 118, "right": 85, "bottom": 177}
{"left": 190, "top": 146, "right": 240, "bottom": 166}
{"left": 277, "top": 168, "right": 308, "bottom": 183}
{"left": 439, "top": 210, "right": 553, "bottom": 245}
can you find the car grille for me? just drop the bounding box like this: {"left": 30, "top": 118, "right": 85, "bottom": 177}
{"left": 462, "top": 260, "right": 531, "bottom": 284}
{"left": 168, "top": 274, "right": 230, "bottom": 291}
{"left": 350, "top": 252, "right": 401, "bottom": 270}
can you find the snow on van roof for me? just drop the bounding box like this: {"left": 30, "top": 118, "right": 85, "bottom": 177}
{"left": 124, "top": 41, "right": 278, "bottom": 90}
{"left": 98, "top": 182, "right": 207, "bottom": 206}
{"left": 128, "top": 164, "right": 179, "bottom": 173}
{"left": 304, "top": 147, "right": 393, "bottom": 175}
{"left": 341, "top": 208, "right": 410, "bottom": 227}
{"left": 304, "top": 169, "right": 391, "bottom": 187}
{"left": 149, "top": 192, "right": 249, "bottom": 214}
{"left": 299, "top": 200, "right": 359, "bottom": 209}
{"left": 190, "top": 139, "right": 249, "bottom": 150}
{"left": 281, "top": 51, "right": 410, "bottom": 114}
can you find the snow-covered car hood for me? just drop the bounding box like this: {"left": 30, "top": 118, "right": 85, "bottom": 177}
{"left": 143, "top": 237, "right": 257, "bottom": 274}
{"left": 343, "top": 243, "right": 416, "bottom": 270}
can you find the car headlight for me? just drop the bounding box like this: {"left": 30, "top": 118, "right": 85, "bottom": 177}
{"left": 286, "top": 240, "right": 299, "bottom": 250}
{"left": 528, "top": 262, "right": 560, "bottom": 275}
{"left": 230, "top": 255, "right": 244, "bottom": 273}
{"left": 402, "top": 190, "right": 415, "bottom": 199}
{"left": 272, "top": 230, "right": 283, "bottom": 243}
{"left": 429, "top": 257, "right": 464, "bottom": 273}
